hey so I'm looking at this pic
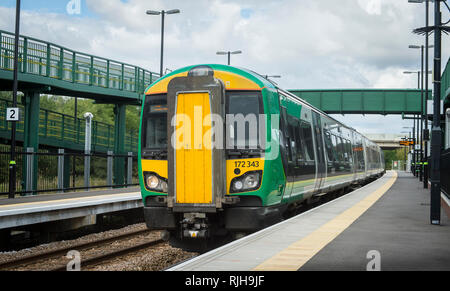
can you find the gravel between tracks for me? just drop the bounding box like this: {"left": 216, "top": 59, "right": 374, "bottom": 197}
{"left": 0, "top": 223, "right": 197, "bottom": 271}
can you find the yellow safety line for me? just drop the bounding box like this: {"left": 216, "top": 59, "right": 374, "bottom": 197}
{"left": 0, "top": 192, "right": 141, "bottom": 209}
{"left": 253, "top": 171, "right": 398, "bottom": 271}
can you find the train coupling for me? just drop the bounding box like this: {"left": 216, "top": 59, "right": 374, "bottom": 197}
{"left": 181, "top": 213, "right": 209, "bottom": 239}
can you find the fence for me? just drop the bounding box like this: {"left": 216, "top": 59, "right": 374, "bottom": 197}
{"left": 0, "top": 97, "right": 139, "bottom": 152}
{"left": 0, "top": 145, "right": 139, "bottom": 197}
{"left": 0, "top": 30, "right": 159, "bottom": 95}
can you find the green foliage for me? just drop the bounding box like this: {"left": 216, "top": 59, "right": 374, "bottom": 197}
{"left": 383, "top": 148, "right": 408, "bottom": 170}
{"left": 39, "top": 95, "right": 140, "bottom": 133}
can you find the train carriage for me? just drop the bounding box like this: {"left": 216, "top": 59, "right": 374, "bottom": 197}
{"left": 139, "top": 64, "right": 385, "bottom": 250}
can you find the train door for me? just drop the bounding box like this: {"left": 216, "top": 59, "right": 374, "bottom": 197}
{"left": 279, "top": 105, "right": 294, "bottom": 200}
{"left": 312, "top": 111, "right": 326, "bottom": 192}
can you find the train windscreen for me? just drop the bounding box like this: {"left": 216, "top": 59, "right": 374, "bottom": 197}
{"left": 142, "top": 94, "right": 167, "bottom": 151}
{"left": 226, "top": 91, "right": 263, "bottom": 150}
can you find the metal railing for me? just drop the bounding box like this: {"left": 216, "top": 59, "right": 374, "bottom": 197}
{"left": 0, "top": 97, "right": 139, "bottom": 152}
{"left": 0, "top": 145, "right": 139, "bottom": 196}
{"left": 0, "top": 29, "right": 160, "bottom": 95}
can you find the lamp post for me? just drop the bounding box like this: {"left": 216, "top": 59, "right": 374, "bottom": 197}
{"left": 146, "top": 9, "right": 180, "bottom": 77}
{"left": 216, "top": 50, "right": 242, "bottom": 65}
{"left": 8, "top": 0, "right": 21, "bottom": 199}
{"left": 403, "top": 70, "right": 420, "bottom": 175}
{"left": 429, "top": 0, "right": 442, "bottom": 225}
{"left": 408, "top": 45, "right": 433, "bottom": 182}
{"left": 410, "top": 0, "right": 450, "bottom": 225}
{"left": 408, "top": 0, "right": 434, "bottom": 189}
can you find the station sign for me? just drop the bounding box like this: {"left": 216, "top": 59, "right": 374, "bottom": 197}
{"left": 399, "top": 140, "right": 414, "bottom": 146}
{"left": 6, "top": 107, "right": 19, "bottom": 121}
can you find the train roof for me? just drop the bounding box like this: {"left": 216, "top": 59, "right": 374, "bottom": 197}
{"left": 144, "top": 64, "right": 380, "bottom": 148}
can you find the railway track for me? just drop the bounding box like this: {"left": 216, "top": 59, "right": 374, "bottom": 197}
{"left": 0, "top": 228, "right": 164, "bottom": 271}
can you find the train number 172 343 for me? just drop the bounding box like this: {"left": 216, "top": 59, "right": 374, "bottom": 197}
{"left": 234, "top": 160, "right": 260, "bottom": 168}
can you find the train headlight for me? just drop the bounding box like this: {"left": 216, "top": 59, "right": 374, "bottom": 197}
{"left": 244, "top": 173, "right": 259, "bottom": 189}
{"left": 230, "top": 171, "right": 262, "bottom": 193}
{"left": 233, "top": 180, "right": 244, "bottom": 191}
{"left": 161, "top": 180, "right": 168, "bottom": 193}
{"left": 144, "top": 173, "right": 168, "bottom": 193}
{"left": 147, "top": 175, "right": 160, "bottom": 189}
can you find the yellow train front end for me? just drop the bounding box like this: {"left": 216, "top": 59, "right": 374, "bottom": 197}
{"left": 139, "top": 65, "right": 275, "bottom": 249}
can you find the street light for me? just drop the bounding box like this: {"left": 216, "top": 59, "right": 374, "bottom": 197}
{"left": 408, "top": 44, "right": 434, "bottom": 182}
{"left": 407, "top": 0, "right": 434, "bottom": 3}
{"left": 146, "top": 9, "right": 180, "bottom": 76}
{"left": 263, "top": 75, "right": 281, "bottom": 79}
{"left": 216, "top": 50, "right": 242, "bottom": 65}
{"left": 408, "top": 0, "right": 434, "bottom": 189}
{"left": 8, "top": 0, "right": 21, "bottom": 199}
{"left": 403, "top": 71, "right": 420, "bottom": 89}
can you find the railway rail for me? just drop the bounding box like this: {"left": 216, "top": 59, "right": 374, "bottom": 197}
{"left": 0, "top": 228, "right": 163, "bottom": 271}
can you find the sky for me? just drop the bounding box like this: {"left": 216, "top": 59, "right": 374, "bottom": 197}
{"left": 1, "top": 0, "right": 449, "bottom": 136}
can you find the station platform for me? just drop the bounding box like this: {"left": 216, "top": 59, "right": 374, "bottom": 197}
{"left": 0, "top": 187, "right": 142, "bottom": 230}
{"left": 169, "top": 171, "right": 450, "bottom": 271}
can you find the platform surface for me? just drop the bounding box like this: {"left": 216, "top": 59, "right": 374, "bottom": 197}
{"left": 169, "top": 171, "right": 450, "bottom": 271}
{"left": 0, "top": 187, "right": 142, "bottom": 229}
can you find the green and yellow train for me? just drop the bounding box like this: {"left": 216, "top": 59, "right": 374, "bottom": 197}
{"left": 138, "top": 64, "right": 385, "bottom": 249}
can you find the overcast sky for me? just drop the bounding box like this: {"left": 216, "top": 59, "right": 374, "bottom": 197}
{"left": 1, "top": 0, "right": 449, "bottom": 135}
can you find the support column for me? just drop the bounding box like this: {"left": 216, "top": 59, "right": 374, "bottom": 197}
{"left": 114, "top": 104, "right": 126, "bottom": 187}
{"left": 22, "top": 91, "right": 39, "bottom": 195}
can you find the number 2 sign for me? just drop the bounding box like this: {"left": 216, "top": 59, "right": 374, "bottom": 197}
{"left": 6, "top": 108, "right": 19, "bottom": 121}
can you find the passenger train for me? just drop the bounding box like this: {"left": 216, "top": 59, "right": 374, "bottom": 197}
{"left": 138, "top": 64, "right": 385, "bottom": 250}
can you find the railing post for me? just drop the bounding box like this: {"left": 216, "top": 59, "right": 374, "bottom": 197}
{"left": 25, "top": 147, "right": 34, "bottom": 195}
{"left": 135, "top": 67, "right": 139, "bottom": 92}
{"left": 59, "top": 48, "right": 64, "bottom": 79}
{"left": 46, "top": 43, "right": 50, "bottom": 77}
{"left": 23, "top": 37, "right": 27, "bottom": 73}
{"left": 44, "top": 110, "right": 48, "bottom": 137}
{"left": 4, "top": 50, "right": 9, "bottom": 70}
{"left": 89, "top": 56, "right": 94, "bottom": 86}
{"left": 76, "top": 118, "right": 80, "bottom": 144}
{"left": 72, "top": 52, "right": 76, "bottom": 83}
{"left": 106, "top": 60, "right": 110, "bottom": 88}
{"left": 127, "top": 152, "right": 133, "bottom": 186}
{"left": 107, "top": 150, "right": 113, "bottom": 188}
{"left": 121, "top": 64, "right": 124, "bottom": 90}
{"left": 57, "top": 149, "right": 65, "bottom": 192}
{"left": 142, "top": 70, "right": 145, "bottom": 92}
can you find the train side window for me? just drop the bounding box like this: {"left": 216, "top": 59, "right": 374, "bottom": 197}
{"left": 300, "top": 121, "right": 315, "bottom": 161}
{"left": 336, "top": 136, "right": 345, "bottom": 162}
{"left": 287, "top": 115, "right": 305, "bottom": 162}
{"left": 294, "top": 122, "right": 305, "bottom": 162}
{"left": 331, "top": 134, "right": 340, "bottom": 161}
{"left": 324, "top": 131, "right": 336, "bottom": 162}
{"left": 286, "top": 115, "right": 296, "bottom": 162}
{"left": 345, "top": 139, "right": 353, "bottom": 163}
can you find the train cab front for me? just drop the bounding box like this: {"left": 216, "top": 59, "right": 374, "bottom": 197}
{"left": 139, "top": 65, "right": 274, "bottom": 246}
